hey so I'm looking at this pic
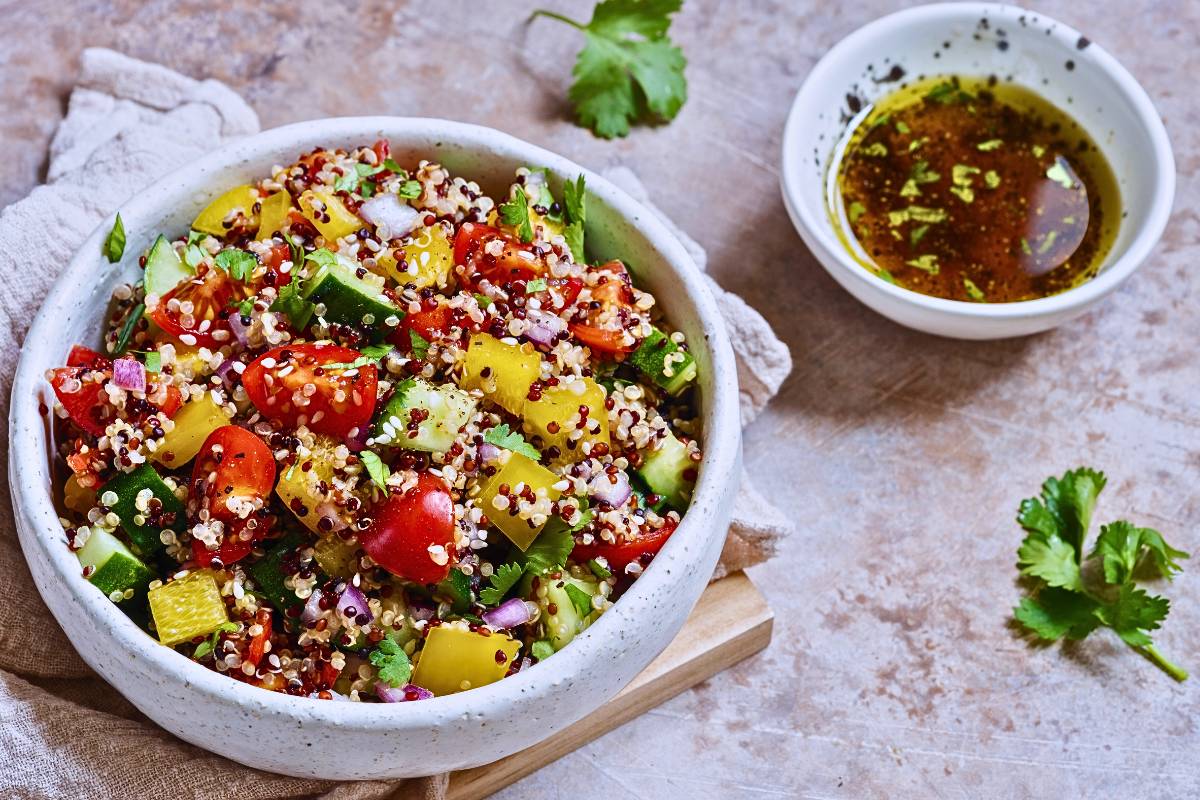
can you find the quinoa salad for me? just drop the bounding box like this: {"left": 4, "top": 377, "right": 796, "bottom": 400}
{"left": 47, "top": 140, "right": 702, "bottom": 701}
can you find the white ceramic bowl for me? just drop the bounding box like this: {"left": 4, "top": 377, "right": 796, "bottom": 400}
{"left": 9, "top": 118, "right": 741, "bottom": 779}
{"left": 781, "top": 2, "right": 1175, "bottom": 339}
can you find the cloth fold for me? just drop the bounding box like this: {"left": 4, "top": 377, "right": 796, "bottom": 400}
{"left": 0, "top": 48, "right": 791, "bottom": 799}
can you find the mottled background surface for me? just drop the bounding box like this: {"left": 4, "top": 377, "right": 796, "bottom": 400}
{"left": 3, "top": 0, "right": 1199, "bottom": 797}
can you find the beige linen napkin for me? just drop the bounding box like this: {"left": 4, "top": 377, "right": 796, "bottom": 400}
{"left": 0, "top": 49, "right": 791, "bottom": 800}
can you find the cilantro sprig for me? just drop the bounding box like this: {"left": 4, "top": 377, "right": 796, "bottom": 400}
{"left": 562, "top": 174, "right": 587, "bottom": 263}
{"left": 370, "top": 636, "right": 413, "bottom": 687}
{"left": 480, "top": 562, "right": 525, "bottom": 606}
{"left": 1013, "top": 468, "right": 1190, "bottom": 681}
{"left": 498, "top": 186, "right": 534, "bottom": 243}
{"left": 532, "top": 0, "right": 688, "bottom": 139}
{"left": 484, "top": 423, "right": 541, "bottom": 461}
{"left": 215, "top": 248, "right": 256, "bottom": 281}
{"left": 359, "top": 450, "right": 391, "bottom": 491}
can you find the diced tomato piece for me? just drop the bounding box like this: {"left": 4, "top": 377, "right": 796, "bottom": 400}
{"left": 259, "top": 241, "right": 292, "bottom": 271}
{"left": 148, "top": 263, "right": 252, "bottom": 348}
{"left": 572, "top": 516, "right": 678, "bottom": 572}
{"left": 359, "top": 472, "right": 455, "bottom": 584}
{"left": 453, "top": 223, "right": 549, "bottom": 286}
{"left": 389, "top": 301, "right": 455, "bottom": 351}
{"left": 241, "top": 343, "right": 379, "bottom": 439}
{"left": 66, "top": 345, "right": 110, "bottom": 369}
{"left": 568, "top": 260, "right": 639, "bottom": 356}
{"left": 190, "top": 426, "right": 276, "bottom": 567}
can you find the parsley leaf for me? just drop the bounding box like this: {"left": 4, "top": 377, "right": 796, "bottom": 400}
{"left": 359, "top": 451, "right": 390, "bottom": 490}
{"left": 499, "top": 186, "right": 534, "bottom": 243}
{"left": 533, "top": 0, "right": 688, "bottom": 139}
{"left": 484, "top": 423, "right": 541, "bottom": 461}
{"left": 1013, "top": 467, "right": 1190, "bottom": 681}
{"left": 369, "top": 637, "right": 413, "bottom": 687}
{"left": 562, "top": 174, "right": 587, "bottom": 263}
{"left": 564, "top": 583, "right": 594, "bottom": 617}
{"left": 398, "top": 180, "right": 422, "bottom": 200}
{"left": 480, "top": 562, "right": 525, "bottom": 606}
{"left": 516, "top": 525, "right": 574, "bottom": 577}
{"left": 408, "top": 329, "right": 430, "bottom": 359}
{"left": 215, "top": 248, "right": 257, "bottom": 281}
{"left": 104, "top": 213, "right": 126, "bottom": 263}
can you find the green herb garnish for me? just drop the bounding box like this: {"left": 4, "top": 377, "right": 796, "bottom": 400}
{"left": 370, "top": 637, "right": 413, "bottom": 687}
{"left": 408, "top": 329, "right": 430, "bottom": 359}
{"left": 587, "top": 557, "right": 612, "bottom": 579}
{"left": 215, "top": 248, "right": 256, "bottom": 281}
{"left": 113, "top": 302, "right": 144, "bottom": 355}
{"left": 564, "top": 583, "right": 594, "bottom": 617}
{"left": 398, "top": 180, "right": 422, "bottom": 200}
{"left": 531, "top": 0, "right": 687, "bottom": 139}
{"left": 525, "top": 278, "right": 548, "bottom": 294}
{"left": 483, "top": 423, "right": 541, "bottom": 461}
{"left": 104, "top": 213, "right": 126, "bottom": 263}
{"left": 499, "top": 186, "right": 534, "bottom": 243}
{"left": 531, "top": 640, "right": 555, "bottom": 661}
{"left": 1013, "top": 468, "right": 1189, "bottom": 681}
{"left": 563, "top": 174, "right": 587, "bottom": 263}
{"left": 516, "top": 525, "right": 575, "bottom": 577}
{"left": 976, "top": 139, "right": 1003, "bottom": 151}
{"left": 480, "top": 563, "right": 525, "bottom": 606}
{"left": 359, "top": 451, "right": 390, "bottom": 490}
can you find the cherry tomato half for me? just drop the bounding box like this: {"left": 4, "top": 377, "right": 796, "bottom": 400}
{"left": 50, "top": 347, "right": 180, "bottom": 436}
{"left": 453, "top": 222, "right": 548, "bottom": 286}
{"left": 190, "top": 425, "right": 276, "bottom": 566}
{"left": 241, "top": 343, "right": 379, "bottom": 439}
{"left": 359, "top": 472, "right": 455, "bottom": 584}
{"left": 571, "top": 516, "right": 678, "bottom": 572}
{"left": 149, "top": 263, "right": 251, "bottom": 348}
{"left": 568, "top": 260, "right": 639, "bottom": 356}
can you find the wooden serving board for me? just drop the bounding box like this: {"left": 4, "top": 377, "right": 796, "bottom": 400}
{"left": 445, "top": 571, "right": 774, "bottom": 800}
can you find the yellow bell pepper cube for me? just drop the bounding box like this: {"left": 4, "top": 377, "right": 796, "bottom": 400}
{"left": 460, "top": 334, "right": 541, "bottom": 416}
{"left": 152, "top": 391, "right": 230, "bottom": 467}
{"left": 313, "top": 535, "right": 358, "bottom": 579}
{"left": 149, "top": 569, "right": 229, "bottom": 647}
{"left": 410, "top": 624, "right": 521, "bottom": 696}
{"left": 522, "top": 377, "right": 609, "bottom": 462}
{"left": 476, "top": 452, "right": 562, "bottom": 550}
{"left": 275, "top": 436, "right": 342, "bottom": 533}
{"left": 63, "top": 474, "right": 97, "bottom": 514}
{"left": 376, "top": 224, "right": 455, "bottom": 289}
{"left": 192, "top": 184, "right": 260, "bottom": 237}
{"left": 299, "top": 189, "right": 362, "bottom": 243}
{"left": 255, "top": 190, "right": 293, "bottom": 241}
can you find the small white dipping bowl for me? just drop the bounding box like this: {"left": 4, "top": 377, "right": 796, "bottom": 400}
{"left": 8, "top": 118, "right": 741, "bottom": 779}
{"left": 781, "top": 2, "right": 1175, "bottom": 339}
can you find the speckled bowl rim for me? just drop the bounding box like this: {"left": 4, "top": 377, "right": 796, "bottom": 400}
{"left": 10, "top": 117, "right": 740, "bottom": 729}
{"left": 781, "top": 1, "right": 1176, "bottom": 323}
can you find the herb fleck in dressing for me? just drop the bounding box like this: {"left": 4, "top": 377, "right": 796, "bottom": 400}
{"left": 835, "top": 76, "right": 1120, "bottom": 302}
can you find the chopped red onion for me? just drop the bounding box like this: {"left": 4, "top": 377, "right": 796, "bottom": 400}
{"left": 482, "top": 597, "right": 531, "bottom": 629}
{"left": 588, "top": 470, "right": 632, "bottom": 508}
{"left": 301, "top": 588, "right": 324, "bottom": 625}
{"left": 111, "top": 357, "right": 146, "bottom": 393}
{"left": 524, "top": 309, "right": 566, "bottom": 347}
{"left": 226, "top": 311, "right": 253, "bottom": 346}
{"left": 408, "top": 600, "right": 435, "bottom": 622}
{"left": 376, "top": 682, "right": 433, "bottom": 703}
{"left": 337, "top": 584, "right": 372, "bottom": 624}
{"left": 214, "top": 359, "right": 239, "bottom": 391}
{"left": 345, "top": 424, "right": 371, "bottom": 453}
{"left": 360, "top": 193, "right": 420, "bottom": 239}
{"left": 315, "top": 501, "right": 349, "bottom": 532}
{"left": 477, "top": 443, "right": 502, "bottom": 464}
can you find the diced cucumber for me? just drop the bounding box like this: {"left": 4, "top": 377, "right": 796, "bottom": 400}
{"left": 636, "top": 429, "right": 695, "bottom": 511}
{"left": 630, "top": 328, "right": 697, "bottom": 396}
{"left": 371, "top": 378, "right": 476, "bottom": 453}
{"left": 248, "top": 532, "right": 305, "bottom": 611}
{"left": 530, "top": 573, "right": 600, "bottom": 651}
{"left": 302, "top": 253, "right": 400, "bottom": 342}
{"left": 144, "top": 235, "right": 193, "bottom": 298}
{"left": 101, "top": 463, "right": 186, "bottom": 556}
{"left": 76, "top": 526, "right": 154, "bottom": 601}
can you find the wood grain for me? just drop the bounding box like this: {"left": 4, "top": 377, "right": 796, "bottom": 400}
{"left": 445, "top": 572, "right": 773, "bottom": 800}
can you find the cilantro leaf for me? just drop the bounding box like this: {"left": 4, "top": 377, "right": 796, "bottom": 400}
{"left": 525, "top": 279, "right": 548, "bottom": 294}
{"left": 533, "top": 0, "right": 688, "bottom": 139}
{"left": 1095, "top": 584, "right": 1170, "bottom": 648}
{"left": 516, "top": 525, "right": 574, "bottom": 577}
{"left": 531, "top": 640, "right": 555, "bottom": 661}
{"left": 408, "top": 329, "right": 430, "bottom": 359}
{"left": 562, "top": 174, "right": 587, "bottom": 262}
{"left": 480, "top": 562, "right": 525, "bottom": 606}
{"left": 141, "top": 351, "right": 162, "bottom": 373}
{"left": 104, "top": 213, "right": 126, "bottom": 263}
{"left": 1013, "top": 589, "right": 1099, "bottom": 641}
{"left": 360, "top": 450, "right": 390, "bottom": 490}
{"left": 269, "top": 274, "right": 314, "bottom": 330}
{"left": 499, "top": 186, "right": 534, "bottom": 243}
{"left": 370, "top": 637, "right": 413, "bottom": 687}
{"left": 398, "top": 180, "right": 422, "bottom": 200}
{"left": 564, "top": 583, "right": 594, "bottom": 617}
{"left": 1091, "top": 521, "right": 1188, "bottom": 584}
{"left": 587, "top": 557, "right": 611, "bottom": 579}
{"left": 1017, "top": 528, "right": 1082, "bottom": 591}
{"left": 484, "top": 423, "right": 541, "bottom": 461}
{"left": 382, "top": 158, "right": 407, "bottom": 175}
{"left": 1020, "top": 468, "right": 1107, "bottom": 557}
{"left": 571, "top": 508, "right": 595, "bottom": 532}
{"left": 215, "top": 248, "right": 257, "bottom": 281}
{"left": 304, "top": 248, "right": 339, "bottom": 270}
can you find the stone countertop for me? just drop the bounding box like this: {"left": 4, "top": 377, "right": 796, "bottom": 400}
{"left": 3, "top": 1, "right": 1199, "bottom": 796}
